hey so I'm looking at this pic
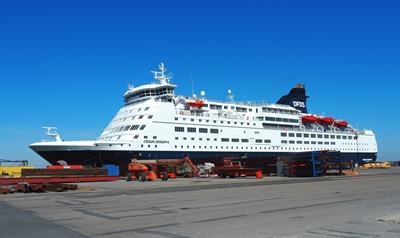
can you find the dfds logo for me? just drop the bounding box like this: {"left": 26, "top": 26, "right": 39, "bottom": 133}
{"left": 293, "top": 101, "right": 305, "bottom": 107}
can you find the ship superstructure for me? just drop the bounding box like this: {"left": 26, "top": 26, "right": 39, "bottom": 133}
{"left": 30, "top": 63, "right": 378, "bottom": 168}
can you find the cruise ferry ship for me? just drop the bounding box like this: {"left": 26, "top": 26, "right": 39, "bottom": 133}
{"left": 30, "top": 63, "right": 378, "bottom": 170}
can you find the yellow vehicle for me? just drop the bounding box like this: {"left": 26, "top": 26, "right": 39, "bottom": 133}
{"left": 360, "top": 161, "right": 391, "bottom": 169}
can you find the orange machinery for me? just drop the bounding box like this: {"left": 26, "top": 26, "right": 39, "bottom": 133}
{"left": 126, "top": 156, "right": 199, "bottom": 182}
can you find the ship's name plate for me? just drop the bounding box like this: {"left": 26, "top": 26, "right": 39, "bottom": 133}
{"left": 143, "top": 140, "right": 170, "bottom": 144}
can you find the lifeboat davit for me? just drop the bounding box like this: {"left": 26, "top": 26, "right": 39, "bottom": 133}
{"left": 301, "top": 115, "right": 318, "bottom": 123}
{"left": 334, "top": 120, "right": 348, "bottom": 127}
{"left": 186, "top": 99, "right": 205, "bottom": 108}
{"left": 317, "top": 116, "right": 335, "bottom": 124}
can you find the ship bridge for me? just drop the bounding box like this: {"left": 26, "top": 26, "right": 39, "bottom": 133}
{"left": 123, "top": 63, "right": 176, "bottom": 105}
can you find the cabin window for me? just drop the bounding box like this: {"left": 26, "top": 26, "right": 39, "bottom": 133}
{"left": 130, "top": 125, "right": 140, "bottom": 130}
{"left": 187, "top": 127, "right": 196, "bottom": 133}
{"left": 210, "top": 129, "right": 219, "bottom": 134}
{"left": 199, "top": 128, "right": 208, "bottom": 133}
{"left": 175, "top": 126, "right": 184, "bottom": 132}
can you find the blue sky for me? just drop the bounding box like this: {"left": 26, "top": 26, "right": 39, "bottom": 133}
{"left": 1, "top": 0, "right": 399, "bottom": 167}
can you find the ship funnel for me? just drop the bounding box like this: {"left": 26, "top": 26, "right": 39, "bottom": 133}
{"left": 276, "top": 83, "right": 308, "bottom": 113}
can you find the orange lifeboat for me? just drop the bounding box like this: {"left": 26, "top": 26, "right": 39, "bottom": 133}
{"left": 301, "top": 115, "right": 318, "bottom": 123}
{"left": 317, "top": 116, "right": 335, "bottom": 124}
{"left": 186, "top": 99, "right": 204, "bottom": 108}
{"left": 334, "top": 120, "right": 348, "bottom": 127}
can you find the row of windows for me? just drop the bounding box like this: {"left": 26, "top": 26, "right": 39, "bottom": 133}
{"left": 175, "top": 117, "right": 255, "bottom": 126}
{"left": 110, "top": 124, "right": 146, "bottom": 133}
{"left": 138, "top": 144, "right": 370, "bottom": 152}
{"left": 175, "top": 126, "right": 219, "bottom": 134}
{"left": 113, "top": 114, "right": 153, "bottom": 124}
{"left": 174, "top": 137, "right": 270, "bottom": 143}
{"left": 261, "top": 107, "right": 298, "bottom": 115}
{"left": 281, "top": 132, "right": 355, "bottom": 140}
{"left": 281, "top": 140, "right": 336, "bottom": 145}
{"left": 98, "top": 142, "right": 370, "bottom": 152}
{"left": 262, "top": 123, "right": 299, "bottom": 129}
{"left": 124, "top": 87, "right": 174, "bottom": 101}
{"left": 174, "top": 136, "right": 271, "bottom": 144}
{"left": 205, "top": 104, "right": 254, "bottom": 113}
{"left": 112, "top": 106, "right": 151, "bottom": 122}
{"left": 256, "top": 116, "right": 299, "bottom": 123}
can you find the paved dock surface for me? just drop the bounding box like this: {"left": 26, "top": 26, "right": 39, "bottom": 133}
{"left": 2, "top": 168, "right": 400, "bottom": 238}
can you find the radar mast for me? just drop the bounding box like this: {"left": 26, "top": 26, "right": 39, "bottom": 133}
{"left": 151, "top": 63, "right": 172, "bottom": 85}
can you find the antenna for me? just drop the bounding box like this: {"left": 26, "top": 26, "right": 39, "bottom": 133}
{"left": 227, "top": 89, "right": 234, "bottom": 103}
{"left": 190, "top": 69, "right": 195, "bottom": 98}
